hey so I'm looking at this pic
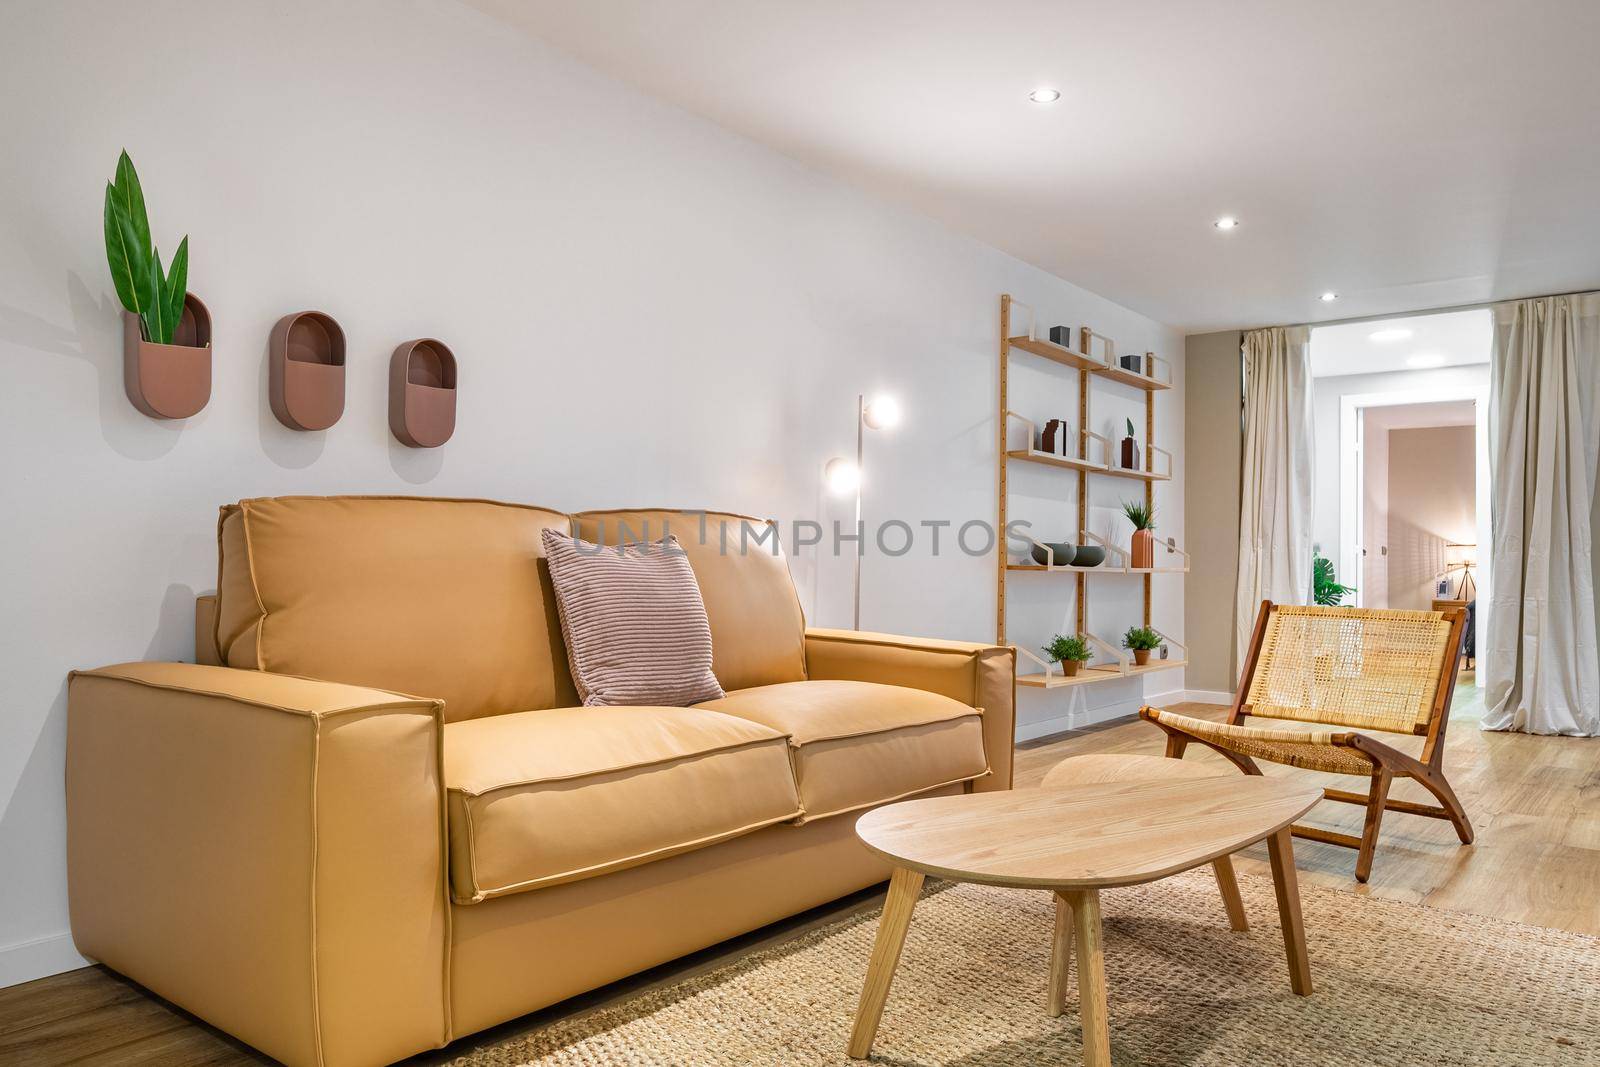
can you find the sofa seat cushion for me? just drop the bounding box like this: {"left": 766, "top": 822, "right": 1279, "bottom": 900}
{"left": 695, "top": 680, "right": 988, "bottom": 823}
{"left": 444, "top": 706, "right": 802, "bottom": 904}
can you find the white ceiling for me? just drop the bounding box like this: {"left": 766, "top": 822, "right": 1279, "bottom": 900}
{"left": 478, "top": 0, "right": 1600, "bottom": 332}
{"left": 1310, "top": 308, "right": 1490, "bottom": 378}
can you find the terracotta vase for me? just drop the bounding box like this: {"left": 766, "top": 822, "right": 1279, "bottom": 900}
{"left": 1131, "top": 528, "right": 1155, "bottom": 569}
{"left": 1062, "top": 659, "right": 1082, "bottom": 677}
{"left": 1133, "top": 649, "right": 1152, "bottom": 666}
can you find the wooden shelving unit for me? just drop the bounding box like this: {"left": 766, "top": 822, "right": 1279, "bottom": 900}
{"left": 996, "top": 294, "right": 1187, "bottom": 690}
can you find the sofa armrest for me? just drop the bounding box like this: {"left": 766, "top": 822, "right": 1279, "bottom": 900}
{"left": 67, "top": 663, "right": 450, "bottom": 1067}
{"left": 803, "top": 629, "right": 1016, "bottom": 790}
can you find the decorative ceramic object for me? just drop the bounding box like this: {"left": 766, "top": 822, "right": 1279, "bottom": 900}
{"left": 1031, "top": 542, "right": 1077, "bottom": 567}
{"left": 1048, "top": 325, "right": 1074, "bottom": 347}
{"left": 1120, "top": 416, "right": 1141, "bottom": 470}
{"left": 1072, "top": 545, "right": 1106, "bottom": 568}
{"left": 389, "top": 338, "right": 457, "bottom": 448}
{"left": 123, "top": 294, "right": 211, "bottom": 419}
{"left": 1132, "top": 528, "right": 1155, "bottom": 569}
{"left": 1134, "top": 648, "right": 1152, "bottom": 666}
{"left": 1123, "top": 500, "right": 1157, "bottom": 568}
{"left": 269, "top": 311, "right": 345, "bottom": 431}
{"left": 1063, "top": 659, "right": 1082, "bottom": 677}
{"left": 1042, "top": 418, "right": 1071, "bottom": 456}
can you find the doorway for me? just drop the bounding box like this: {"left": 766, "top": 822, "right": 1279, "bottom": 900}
{"left": 1310, "top": 309, "right": 1492, "bottom": 711}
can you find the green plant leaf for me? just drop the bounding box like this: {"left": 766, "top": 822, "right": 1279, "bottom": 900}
{"left": 112, "top": 150, "right": 152, "bottom": 258}
{"left": 161, "top": 236, "right": 189, "bottom": 344}
{"left": 110, "top": 199, "right": 157, "bottom": 326}
{"left": 144, "top": 246, "right": 168, "bottom": 344}
{"left": 1311, "top": 555, "right": 1355, "bottom": 605}
{"left": 103, "top": 184, "right": 142, "bottom": 314}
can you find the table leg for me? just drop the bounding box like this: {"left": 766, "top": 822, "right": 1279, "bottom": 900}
{"left": 1212, "top": 856, "right": 1249, "bottom": 931}
{"left": 1266, "top": 828, "right": 1313, "bottom": 995}
{"left": 847, "top": 866, "right": 925, "bottom": 1059}
{"left": 1047, "top": 891, "right": 1074, "bottom": 1017}
{"left": 1066, "top": 888, "right": 1111, "bottom": 1067}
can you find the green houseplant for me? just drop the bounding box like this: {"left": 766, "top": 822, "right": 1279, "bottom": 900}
{"left": 1043, "top": 633, "right": 1091, "bottom": 677}
{"left": 104, "top": 150, "right": 209, "bottom": 419}
{"left": 1122, "top": 625, "right": 1161, "bottom": 666}
{"left": 104, "top": 150, "right": 189, "bottom": 345}
{"left": 1312, "top": 555, "right": 1356, "bottom": 606}
{"left": 1123, "top": 499, "right": 1156, "bottom": 569}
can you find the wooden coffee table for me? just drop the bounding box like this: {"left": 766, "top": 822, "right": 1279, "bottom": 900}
{"left": 847, "top": 776, "right": 1323, "bottom": 1065}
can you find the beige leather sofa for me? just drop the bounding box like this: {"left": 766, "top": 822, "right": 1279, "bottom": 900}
{"left": 67, "top": 496, "right": 1015, "bottom": 1067}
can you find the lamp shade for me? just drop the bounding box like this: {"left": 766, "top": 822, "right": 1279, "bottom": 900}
{"left": 825, "top": 457, "right": 860, "bottom": 494}
{"left": 862, "top": 395, "right": 901, "bottom": 430}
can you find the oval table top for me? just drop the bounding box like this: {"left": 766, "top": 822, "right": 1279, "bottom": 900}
{"left": 855, "top": 776, "right": 1322, "bottom": 890}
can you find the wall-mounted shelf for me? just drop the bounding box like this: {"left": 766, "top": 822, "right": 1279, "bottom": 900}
{"left": 996, "top": 294, "right": 1185, "bottom": 699}
{"left": 1008, "top": 448, "right": 1172, "bottom": 482}
{"left": 1005, "top": 334, "right": 1104, "bottom": 372}
{"left": 1019, "top": 659, "right": 1188, "bottom": 689}
{"left": 1096, "top": 362, "right": 1172, "bottom": 392}
{"left": 1008, "top": 319, "right": 1173, "bottom": 390}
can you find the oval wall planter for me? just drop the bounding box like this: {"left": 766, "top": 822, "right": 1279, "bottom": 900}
{"left": 269, "top": 311, "right": 346, "bottom": 431}
{"left": 389, "top": 338, "right": 456, "bottom": 448}
{"left": 124, "top": 293, "right": 211, "bottom": 419}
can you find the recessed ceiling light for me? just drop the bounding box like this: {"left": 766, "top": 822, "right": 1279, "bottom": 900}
{"left": 1028, "top": 87, "right": 1061, "bottom": 104}
{"left": 1406, "top": 353, "right": 1447, "bottom": 369}
{"left": 1369, "top": 328, "right": 1414, "bottom": 343}
{"left": 1319, "top": 291, "right": 1339, "bottom": 302}
{"left": 1213, "top": 216, "right": 1239, "bottom": 231}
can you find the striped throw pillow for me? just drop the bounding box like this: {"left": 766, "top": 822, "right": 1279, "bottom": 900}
{"left": 541, "top": 529, "right": 726, "bottom": 707}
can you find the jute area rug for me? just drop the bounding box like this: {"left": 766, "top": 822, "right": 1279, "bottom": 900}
{"left": 451, "top": 870, "right": 1598, "bottom": 1066}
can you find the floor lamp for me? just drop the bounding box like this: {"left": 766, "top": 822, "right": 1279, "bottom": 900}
{"left": 825, "top": 394, "right": 902, "bottom": 629}
{"left": 1445, "top": 542, "right": 1477, "bottom": 601}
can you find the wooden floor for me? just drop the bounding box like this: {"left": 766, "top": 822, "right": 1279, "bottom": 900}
{"left": 4, "top": 679, "right": 1596, "bottom": 1066}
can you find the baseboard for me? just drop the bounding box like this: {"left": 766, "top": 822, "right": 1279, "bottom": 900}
{"left": 0, "top": 932, "right": 87, "bottom": 989}
{"left": 1014, "top": 698, "right": 1140, "bottom": 742}
{"left": 1181, "top": 689, "right": 1235, "bottom": 705}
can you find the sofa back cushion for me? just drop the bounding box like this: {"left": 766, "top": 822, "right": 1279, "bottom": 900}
{"left": 573, "top": 509, "right": 807, "bottom": 693}
{"left": 216, "top": 496, "right": 576, "bottom": 721}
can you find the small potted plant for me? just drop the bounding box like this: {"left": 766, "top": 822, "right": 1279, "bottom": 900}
{"left": 1043, "top": 633, "right": 1091, "bottom": 677}
{"left": 1123, "top": 625, "right": 1161, "bottom": 667}
{"left": 1123, "top": 500, "right": 1156, "bottom": 569}
{"left": 1119, "top": 417, "right": 1140, "bottom": 470}
{"left": 104, "top": 150, "right": 207, "bottom": 419}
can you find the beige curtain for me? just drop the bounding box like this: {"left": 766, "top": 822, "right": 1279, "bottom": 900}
{"left": 1235, "top": 326, "right": 1315, "bottom": 676}
{"left": 1483, "top": 292, "right": 1600, "bottom": 735}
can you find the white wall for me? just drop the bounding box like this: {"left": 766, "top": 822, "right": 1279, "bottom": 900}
{"left": 1361, "top": 421, "right": 1389, "bottom": 607}
{"left": 0, "top": 0, "right": 1182, "bottom": 986}
{"left": 1310, "top": 364, "right": 1489, "bottom": 586}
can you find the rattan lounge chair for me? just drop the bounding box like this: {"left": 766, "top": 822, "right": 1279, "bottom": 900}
{"left": 1141, "top": 600, "right": 1473, "bottom": 882}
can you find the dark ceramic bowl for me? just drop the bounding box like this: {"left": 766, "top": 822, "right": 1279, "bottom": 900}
{"left": 1031, "top": 542, "right": 1077, "bottom": 566}
{"left": 1071, "top": 545, "right": 1106, "bottom": 567}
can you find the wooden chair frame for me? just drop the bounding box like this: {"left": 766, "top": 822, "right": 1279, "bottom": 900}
{"left": 1140, "top": 599, "right": 1474, "bottom": 882}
